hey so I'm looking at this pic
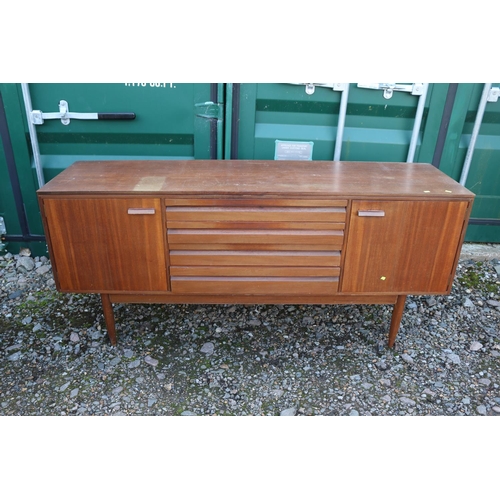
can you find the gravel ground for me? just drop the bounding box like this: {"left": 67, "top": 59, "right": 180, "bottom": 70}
{"left": 1, "top": 250, "right": 499, "bottom": 416}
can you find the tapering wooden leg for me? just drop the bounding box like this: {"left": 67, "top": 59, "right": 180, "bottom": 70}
{"left": 388, "top": 295, "right": 407, "bottom": 348}
{"left": 101, "top": 293, "right": 117, "bottom": 346}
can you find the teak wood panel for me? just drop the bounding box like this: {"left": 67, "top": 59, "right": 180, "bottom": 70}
{"left": 170, "top": 277, "right": 339, "bottom": 295}
{"left": 170, "top": 266, "right": 341, "bottom": 277}
{"left": 341, "top": 200, "right": 469, "bottom": 293}
{"left": 166, "top": 206, "right": 346, "bottom": 223}
{"left": 167, "top": 229, "right": 344, "bottom": 246}
{"left": 169, "top": 250, "right": 341, "bottom": 267}
{"left": 42, "top": 198, "right": 167, "bottom": 292}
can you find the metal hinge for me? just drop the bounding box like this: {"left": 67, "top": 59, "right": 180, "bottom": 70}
{"left": 357, "top": 83, "right": 425, "bottom": 100}
{"left": 288, "top": 83, "right": 348, "bottom": 95}
{"left": 195, "top": 101, "right": 223, "bottom": 120}
{"left": 31, "top": 100, "right": 136, "bottom": 125}
{"left": 487, "top": 87, "right": 500, "bottom": 102}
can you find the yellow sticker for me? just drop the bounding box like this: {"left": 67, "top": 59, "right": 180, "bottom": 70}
{"left": 424, "top": 190, "right": 431, "bottom": 193}
{"left": 380, "top": 276, "right": 386, "bottom": 281}
{"left": 445, "top": 190, "right": 452, "bottom": 193}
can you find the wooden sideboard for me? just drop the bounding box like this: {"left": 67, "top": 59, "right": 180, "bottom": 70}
{"left": 37, "top": 160, "right": 474, "bottom": 347}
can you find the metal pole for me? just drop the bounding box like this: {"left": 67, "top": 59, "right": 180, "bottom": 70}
{"left": 21, "top": 83, "right": 45, "bottom": 187}
{"left": 459, "top": 83, "right": 492, "bottom": 186}
{"left": 333, "top": 84, "right": 349, "bottom": 161}
{"left": 224, "top": 83, "right": 233, "bottom": 160}
{"left": 406, "top": 83, "right": 429, "bottom": 162}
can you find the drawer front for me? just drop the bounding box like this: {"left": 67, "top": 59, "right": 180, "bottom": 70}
{"left": 170, "top": 266, "right": 341, "bottom": 277}
{"left": 171, "top": 277, "right": 339, "bottom": 295}
{"left": 166, "top": 206, "right": 346, "bottom": 223}
{"left": 167, "top": 229, "right": 344, "bottom": 246}
{"left": 169, "top": 250, "right": 341, "bottom": 267}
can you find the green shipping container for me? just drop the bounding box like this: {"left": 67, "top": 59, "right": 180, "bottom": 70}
{"left": 1, "top": 82, "right": 499, "bottom": 256}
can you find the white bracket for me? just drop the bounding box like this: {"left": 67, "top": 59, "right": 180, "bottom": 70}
{"left": 31, "top": 100, "right": 98, "bottom": 125}
{"left": 289, "top": 83, "right": 348, "bottom": 95}
{"left": 357, "top": 83, "right": 425, "bottom": 99}
{"left": 487, "top": 87, "right": 500, "bottom": 102}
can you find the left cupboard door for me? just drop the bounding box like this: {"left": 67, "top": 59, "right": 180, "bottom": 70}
{"left": 41, "top": 197, "right": 168, "bottom": 292}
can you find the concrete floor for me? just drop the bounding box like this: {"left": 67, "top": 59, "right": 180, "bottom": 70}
{"left": 460, "top": 243, "right": 500, "bottom": 261}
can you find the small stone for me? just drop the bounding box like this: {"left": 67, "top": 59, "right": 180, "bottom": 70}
{"left": 426, "top": 297, "right": 437, "bottom": 307}
{"left": 200, "top": 342, "right": 215, "bottom": 355}
{"left": 401, "top": 354, "right": 414, "bottom": 364}
{"left": 32, "top": 323, "right": 42, "bottom": 333}
{"left": 350, "top": 374, "right": 361, "bottom": 381}
{"left": 144, "top": 356, "right": 158, "bottom": 367}
{"left": 492, "top": 406, "right": 500, "bottom": 413}
{"left": 46, "top": 279, "right": 55, "bottom": 287}
{"left": 361, "top": 383, "right": 373, "bottom": 390}
{"left": 462, "top": 397, "right": 470, "bottom": 404}
{"left": 478, "top": 378, "right": 491, "bottom": 386}
{"left": 248, "top": 319, "right": 261, "bottom": 326}
{"left": 16, "top": 257, "right": 35, "bottom": 271}
{"left": 446, "top": 353, "right": 461, "bottom": 365}
{"left": 381, "top": 395, "right": 391, "bottom": 403}
{"left": 59, "top": 382, "right": 70, "bottom": 392}
{"left": 380, "top": 378, "right": 391, "bottom": 387}
{"left": 112, "top": 386, "right": 123, "bottom": 395}
{"left": 349, "top": 410, "right": 359, "bottom": 416}
{"left": 109, "top": 357, "right": 121, "bottom": 366}
{"left": 70, "top": 388, "right": 79, "bottom": 398}
{"left": 124, "top": 349, "right": 134, "bottom": 358}
{"left": 376, "top": 361, "right": 388, "bottom": 371}
{"left": 407, "top": 302, "right": 417, "bottom": 310}
{"left": 400, "top": 397, "right": 416, "bottom": 406}
{"left": 463, "top": 298, "right": 474, "bottom": 308}
{"left": 487, "top": 299, "right": 500, "bottom": 307}
{"left": 494, "top": 265, "right": 500, "bottom": 275}
{"left": 8, "top": 291, "right": 22, "bottom": 299}
{"left": 19, "top": 248, "right": 31, "bottom": 257}
{"left": 272, "top": 389, "right": 284, "bottom": 398}
{"left": 22, "top": 316, "right": 32, "bottom": 325}
{"left": 469, "top": 341, "right": 483, "bottom": 351}
{"left": 70, "top": 332, "right": 80, "bottom": 343}
{"left": 128, "top": 359, "right": 141, "bottom": 369}
{"left": 148, "top": 398, "right": 157, "bottom": 408}
{"left": 35, "top": 265, "right": 51, "bottom": 275}
{"left": 8, "top": 352, "right": 21, "bottom": 361}
{"left": 477, "top": 405, "right": 487, "bottom": 415}
{"left": 280, "top": 407, "right": 296, "bottom": 416}
{"left": 181, "top": 411, "right": 197, "bottom": 416}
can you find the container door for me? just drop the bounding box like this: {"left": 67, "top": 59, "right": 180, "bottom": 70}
{"left": 0, "top": 83, "right": 220, "bottom": 254}
{"left": 232, "top": 83, "right": 446, "bottom": 163}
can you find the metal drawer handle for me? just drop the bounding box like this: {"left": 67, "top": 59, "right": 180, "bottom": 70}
{"left": 358, "top": 210, "right": 385, "bottom": 217}
{"left": 127, "top": 208, "right": 156, "bottom": 215}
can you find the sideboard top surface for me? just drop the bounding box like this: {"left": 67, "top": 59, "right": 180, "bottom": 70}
{"left": 37, "top": 160, "right": 475, "bottom": 199}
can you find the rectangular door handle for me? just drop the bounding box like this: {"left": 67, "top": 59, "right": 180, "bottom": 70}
{"left": 127, "top": 208, "right": 156, "bottom": 215}
{"left": 358, "top": 210, "right": 385, "bottom": 217}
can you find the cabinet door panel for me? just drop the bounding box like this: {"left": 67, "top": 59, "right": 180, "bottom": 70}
{"left": 43, "top": 198, "right": 167, "bottom": 292}
{"left": 342, "top": 200, "right": 468, "bottom": 293}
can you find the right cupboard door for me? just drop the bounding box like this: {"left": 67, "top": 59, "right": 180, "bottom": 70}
{"left": 341, "top": 200, "right": 470, "bottom": 294}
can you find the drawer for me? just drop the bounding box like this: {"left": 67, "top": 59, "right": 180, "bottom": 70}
{"left": 166, "top": 206, "right": 346, "bottom": 223}
{"left": 170, "top": 276, "right": 339, "bottom": 295}
{"left": 169, "top": 250, "right": 341, "bottom": 267}
{"left": 170, "top": 266, "right": 341, "bottom": 277}
{"left": 167, "top": 229, "right": 344, "bottom": 246}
